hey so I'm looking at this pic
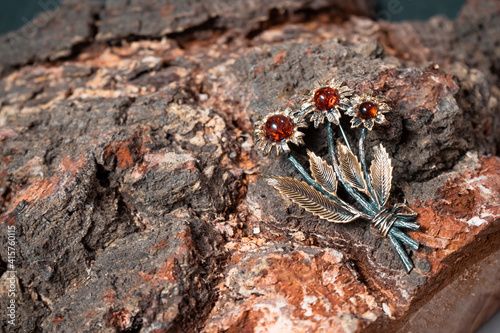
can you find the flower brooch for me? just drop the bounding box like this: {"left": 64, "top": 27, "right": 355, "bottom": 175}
{"left": 253, "top": 79, "right": 420, "bottom": 272}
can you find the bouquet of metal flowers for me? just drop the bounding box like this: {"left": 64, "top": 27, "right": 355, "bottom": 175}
{"left": 253, "top": 79, "right": 420, "bottom": 272}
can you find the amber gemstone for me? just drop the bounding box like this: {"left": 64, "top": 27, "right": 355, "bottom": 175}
{"left": 264, "top": 115, "right": 294, "bottom": 142}
{"left": 313, "top": 87, "right": 340, "bottom": 111}
{"left": 358, "top": 101, "right": 378, "bottom": 120}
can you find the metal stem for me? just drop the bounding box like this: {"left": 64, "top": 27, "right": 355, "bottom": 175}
{"left": 358, "top": 127, "right": 380, "bottom": 208}
{"left": 287, "top": 154, "right": 370, "bottom": 220}
{"left": 391, "top": 227, "right": 419, "bottom": 251}
{"left": 326, "top": 123, "right": 378, "bottom": 216}
{"left": 387, "top": 230, "right": 413, "bottom": 272}
{"left": 393, "top": 220, "right": 420, "bottom": 230}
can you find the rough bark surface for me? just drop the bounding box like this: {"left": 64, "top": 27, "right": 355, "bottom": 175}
{"left": 0, "top": 0, "right": 499, "bottom": 332}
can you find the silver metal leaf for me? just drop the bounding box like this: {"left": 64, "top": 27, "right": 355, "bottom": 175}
{"left": 337, "top": 142, "right": 369, "bottom": 195}
{"left": 370, "top": 144, "right": 392, "bottom": 206}
{"left": 307, "top": 151, "right": 337, "bottom": 195}
{"left": 266, "top": 176, "right": 359, "bottom": 223}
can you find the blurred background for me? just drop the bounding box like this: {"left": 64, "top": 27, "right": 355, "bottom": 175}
{"left": 0, "top": 0, "right": 467, "bottom": 34}
{"left": 0, "top": 0, "right": 498, "bottom": 332}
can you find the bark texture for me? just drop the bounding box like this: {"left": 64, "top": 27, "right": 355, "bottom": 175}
{"left": 0, "top": 0, "right": 499, "bottom": 332}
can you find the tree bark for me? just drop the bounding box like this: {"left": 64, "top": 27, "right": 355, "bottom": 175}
{"left": 0, "top": 0, "right": 499, "bottom": 332}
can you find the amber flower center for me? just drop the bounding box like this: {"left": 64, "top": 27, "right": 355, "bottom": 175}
{"left": 264, "top": 115, "right": 295, "bottom": 142}
{"left": 313, "top": 87, "right": 340, "bottom": 111}
{"left": 358, "top": 101, "right": 378, "bottom": 120}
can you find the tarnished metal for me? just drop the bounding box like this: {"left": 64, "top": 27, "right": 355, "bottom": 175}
{"left": 308, "top": 151, "right": 337, "bottom": 196}
{"left": 254, "top": 85, "right": 421, "bottom": 272}
{"left": 337, "top": 142, "right": 370, "bottom": 196}
{"left": 266, "top": 176, "right": 360, "bottom": 223}
{"left": 369, "top": 143, "right": 392, "bottom": 207}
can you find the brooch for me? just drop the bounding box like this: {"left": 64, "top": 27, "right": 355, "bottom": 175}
{"left": 253, "top": 79, "right": 420, "bottom": 272}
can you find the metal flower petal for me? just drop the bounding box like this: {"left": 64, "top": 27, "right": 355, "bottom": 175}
{"left": 253, "top": 108, "right": 307, "bottom": 156}
{"left": 345, "top": 93, "right": 391, "bottom": 131}
{"left": 374, "top": 113, "right": 386, "bottom": 124}
{"left": 364, "top": 118, "right": 374, "bottom": 131}
{"left": 350, "top": 117, "right": 362, "bottom": 128}
{"left": 298, "top": 78, "right": 353, "bottom": 127}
